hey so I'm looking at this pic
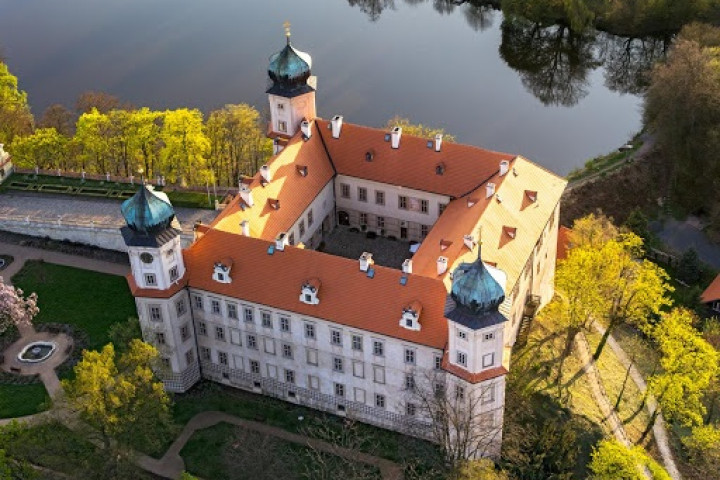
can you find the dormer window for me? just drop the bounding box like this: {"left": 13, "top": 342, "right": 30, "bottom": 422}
{"left": 525, "top": 190, "right": 538, "bottom": 203}
{"left": 299, "top": 278, "right": 321, "bottom": 305}
{"left": 213, "top": 258, "right": 233, "bottom": 284}
{"left": 435, "top": 162, "right": 445, "bottom": 175}
{"left": 399, "top": 301, "right": 422, "bottom": 331}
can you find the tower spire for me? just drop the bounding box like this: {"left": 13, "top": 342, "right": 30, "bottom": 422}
{"left": 284, "top": 21, "right": 291, "bottom": 44}
{"left": 476, "top": 224, "right": 483, "bottom": 259}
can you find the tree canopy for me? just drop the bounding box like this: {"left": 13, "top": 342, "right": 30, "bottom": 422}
{"left": 384, "top": 116, "right": 456, "bottom": 142}
{"left": 0, "top": 277, "right": 38, "bottom": 335}
{"left": 0, "top": 62, "right": 33, "bottom": 145}
{"left": 589, "top": 439, "right": 671, "bottom": 480}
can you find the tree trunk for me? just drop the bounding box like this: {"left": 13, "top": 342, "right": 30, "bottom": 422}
{"left": 556, "top": 326, "right": 579, "bottom": 384}
{"left": 639, "top": 409, "right": 659, "bottom": 443}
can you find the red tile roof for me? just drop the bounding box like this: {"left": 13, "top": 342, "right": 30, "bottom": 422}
{"left": 701, "top": 273, "right": 720, "bottom": 304}
{"left": 316, "top": 119, "right": 514, "bottom": 197}
{"left": 183, "top": 229, "right": 450, "bottom": 349}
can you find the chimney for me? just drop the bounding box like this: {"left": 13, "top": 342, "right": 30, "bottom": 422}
{"left": 359, "top": 252, "right": 374, "bottom": 272}
{"left": 486, "top": 182, "right": 496, "bottom": 198}
{"left": 437, "top": 256, "right": 448, "bottom": 276}
{"left": 275, "top": 232, "right": 288, "bottom": 251}
{"left": 240, "top": 220, "right": 250, "bottom": 236}
{"left": 499, "top": 160, "right": 509, "bottom": 176}
{"left": 434, "top": 134, "right": 443, "bottom": 152}
{"left": 391, "top": 127, "right": 402, "bottom": 149}
{"left": 331, "top": 115, "right": 343, "bottom": 139}
{"left": 239, "top": 183, "right": 254, "bottom": 207}
{"left": 463, "top": 234, "right": 476, "bottom": 251}
{"left": 260, "top": 165, "right": 272, "bottom": 183}
{"left": 402, "top": 259, "right": 413, "bottom": 274}
{"left": 300, "top": 120, "right": 311, "bottom": 139}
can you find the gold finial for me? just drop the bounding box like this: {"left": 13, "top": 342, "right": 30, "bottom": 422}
{"left": 283, "top": 21, "right": 291, "bottom": 41}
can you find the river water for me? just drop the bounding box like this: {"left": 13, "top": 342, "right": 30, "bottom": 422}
{"left": 0, "top": 0, "right": 648, "bottom": 175}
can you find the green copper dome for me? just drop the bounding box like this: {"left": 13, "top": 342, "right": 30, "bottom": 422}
{"left": 121, "top": 185, "right": 175, "bottom": 234}
{"left": 267, "top": 41, "right": 314, "bottom": 96}
{"left": 450, "top": 249, "right": 506, "bottom": 316}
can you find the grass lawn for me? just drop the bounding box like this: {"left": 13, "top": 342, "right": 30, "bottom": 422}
{"left": 0, "top": 383, "right": 50, "bottom": 418}
{"left": 171, "top": 381, "right": 445, "bottom": 478}
{"left": 181, "top": 422, "right": 382, "bottom": 480}
{"left": 12, "top": 261, "right": 137, "bottom": 350}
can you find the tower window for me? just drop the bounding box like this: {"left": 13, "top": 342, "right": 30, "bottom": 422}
{"left": 169, "top": 266, "right": 179, "bottom": 282}
{"left": 456, "top": 351, "right": 467, "bottom": 367}
{"left": 278, "top": 121, "right": 287, "bottom": 133}
{"left": 482, "top": 353, "right": 495, "bottom": 368}
{"left": 144, "top": 274, "right": 157, "bottom": 287}
{"left": 149, "top": 306, "right": 162, "bottom": 322}
{"left": 277, "top": 103, "right": 285, "bottom": 111}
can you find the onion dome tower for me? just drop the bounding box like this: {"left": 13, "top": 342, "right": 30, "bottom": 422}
{"left": 120, "top": 185, "right": 185, "bottom": 290}
{"left": 266, "top": 22, "right": 317, "bottom": 147}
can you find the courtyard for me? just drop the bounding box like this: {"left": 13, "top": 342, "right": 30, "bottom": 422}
{"left": 319, "top": 227, "right": 415, "bottom": 269}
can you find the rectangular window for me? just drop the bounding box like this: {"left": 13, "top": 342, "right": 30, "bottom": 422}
{"left": 278, "top": 120, "right": 287, "bottom": 133}
{"left": 373, "top": 365, "right": 385, "bottom": 384}
{"left": 264, "top": 338, "right": 275, "bottom": 355}
{"left": 333, "top": 356, "right": 344, "bottom": 373}
{"left": 185, "top": 349, "right": 194, "bottom": 366}
{"left": 243, "top": 307, "right": 254, "bottom": 323}
{"left": 359, "top": 212, "right": 368, "bottom": 225}
{"left": 160, "top": 357, "right": 171, "bottom": 369}
{"left": 456, "top": 384, "right": 466, "bottom": 400}
{"left": 200, "top": 347, "right": 211, "bottom": 361}
{"left": 215, "top": 326, "right": 226, "bottom": 342}
{"left": 434, "top": 354, "right": 442, "bottom": 370}
{"left": 280, "top": 317, "right": 290, "bottom": 332}
{"left": 155, "top": 332, "right": 166, "bottom": 345}
{"left": 261, "top": 311, "right": 272, "bottom": 328}
{"left": 230, "top": 328, "right": 241, "bottom": 345}
{"left": 169, "top": 266, "right": 179, "bottom": 282}
{"left": 267, "top": 364, "right": 278, "bottom": 379}
{"left": 406, "top": 403, "right": 416, "bottom": 416}
{"left": 373, "top": 340, "right": 384, "bottom": 356}
{"left": 149, "top": 306, "right": 162, "bottom": 322}
{"left": 484, "top": 332, "right": 495, "bottom": 341}
{"left": 331, "top": 329, "right": 342, "bottom": 346}
{"left": 282, "top": 343, "right": 293, "bottom": 359}
{"left": 306, "top": 348, "right": 318, "bottom": 366}
{"left": 404, "top": 348, "right": 416, "bottom": 365}
{"left": 227, "top": 303, "right": 238, "bottom": 320}
{"left": 398, "top": 195, "right": 408, "bottom": 210}
{"left": 482, "top": 353, "right": 495, "bottom": 368}
{"left": 421, "top": 224, "right": 429, "bottom": 237}
{"left": 144, "top": 273, "right": 156, "bottom": 287}
{"left": 289, "top": 233, "right": 295, "bottom": 246}
{"left": 377, "top": 216, "right": 385, "bottom": 228}
{"left": 420, "top": 199, "right": 429, "bottom": 214}
{"left": 198, "top": 321, "right": 207, "bottom": 336}
{"left": 218, "top": 351, "right": 228, "bottom": 366}
{"left": 192, "top": 294, "right": 203, "bottom": 310}
{"left": 340, "top": 183, "right": 350, "bottom": 198}
{"left": 299, "top": 219, "right": 305, "bottom": 236}
{"left": 308, "top": 375, "right": 320, "bottom": 390}
{"left": 334, "top": 383, "right": 345, "bottom": 398}
{"left": 375, "top": 190, "right": 385, "bottom": 205}
{"left": 482, "top": 384, "right": 496, "bottom": 404}
{"left": 211, "top": 299, "right": 221, "bottom": 315}
{"left": 353, "top": 360, "right": 364, "bottom": 378}
{"left": 180, "top": 324, "right": 190, "bottom": 342}
{"left": 247, "top": 334, "right": 258, "bottom": 350}
{"left": 457, "top": 329, "right": 468, "bottom": 340}
{"left": 304, "top": 322, "right": 316, "bottom": 339}
{"left": 439, "top": 203, "right": 448, "bottom": 215}
{"left": 285, "top": 369, "right": 295, "bottom": 384}
{"left": 250, "top": 360, "right": 260, "bottom": 374}
{"left": 375, "top": 394, "right": 386, "bottom": 409}
{"left": 176, "top": 298, "right": 187, "bottom": 316}
{"left": 354, "top": 388, "right": 366, "bottom": 403}
{"left": 307, "top": 209, "right": 314, "bottom": 227}
{"left": 457, "top": 351, "right": 467, "bottom": 367}
{"left": 405, "top": 373, "right": 415, "bottom": 391}
{"left": 352, "top": 335, "right": 363, "bottom": 351}
{"left": 358, "top": 187, "right": 367, "bottom": 202}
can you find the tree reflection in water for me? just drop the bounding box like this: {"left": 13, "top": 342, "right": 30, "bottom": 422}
{"left": 500, "top": 18, "right": 599, "bottom": 107}
{"left": 598, "top": 34, "right": 669, "bottom": 95}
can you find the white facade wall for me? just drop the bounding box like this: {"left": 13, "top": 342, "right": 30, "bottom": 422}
{"left": 268, "top": 92, "right": 316, "bottom": 138}
{"left": 447, "top": 322, "right": 504, "bottom": 374}
{"left": 127, "top": 235, "right": 185, "bottom": 290}
{"left": 334, "top": 175, "right": 450, "bottom": 241}
{"left": 284, "top": 180, "right": 335, "bottom": 249}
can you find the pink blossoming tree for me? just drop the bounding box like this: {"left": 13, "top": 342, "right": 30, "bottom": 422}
{"left": 0, "top": 277, "right": 38, "bottom": 334}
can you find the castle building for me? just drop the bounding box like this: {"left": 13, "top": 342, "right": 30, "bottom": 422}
{"left": 122, "top": 35, "right": 566, "bottom": 458}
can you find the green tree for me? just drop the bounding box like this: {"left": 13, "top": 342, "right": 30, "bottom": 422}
{"left": 38, "top": 103, "right": 74, "bottom": 137}
{"left": 10, "top": 128, "right": 70, "bottom": 170}
{"left": 643, "top": 308, "right": 719, "bottom": 437}
{"left": 589, "top": 439, "right": 671, "bottom": 480}
{"left": 74, "top": 108, "right": 114, "bottom": 173}
{"left": 568, "top": 211, "right": 619, "bottom": 248}
{"left": 0, "top": 62, "right": 33, "bottom": 145}
{"left": 384, "top": 116, "right": 456, "bottom": 142}
{"left": 623, "top": 207, "right": 651, "bottom": 244}
{"left": 682, "top": 424, "right": 720, "bottom": 475}
{"left": 677, "top": 248, "right": 702, "bottom": 285}
{"left": 159, "top": 108, "right": 210, "bottom": 185}
{"left": 454, "top": 458, "right": 509, "bottom": 479}
{"left": 62, "top": 340, "right": 172, "bottom": 474}
{"left": 108, "top": 317, "right": 142, "bottom": 354}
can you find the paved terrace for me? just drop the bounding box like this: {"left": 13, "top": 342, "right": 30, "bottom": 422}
{"left": 0, "top": 191, "right": 218, "bottom": 234}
